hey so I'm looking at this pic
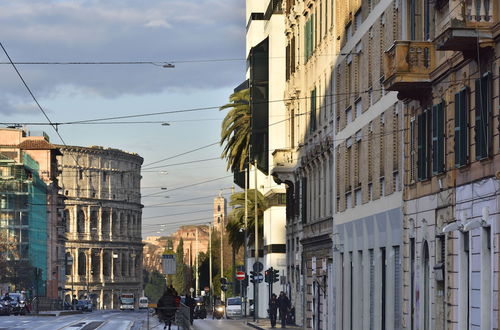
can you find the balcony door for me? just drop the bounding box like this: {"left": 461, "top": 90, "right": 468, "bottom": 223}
{"left": 408, "top": 0, "right": 434, "bottom": 40}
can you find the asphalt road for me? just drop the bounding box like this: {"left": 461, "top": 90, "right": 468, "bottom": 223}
{"left": 0, "top": 310, "right": 147, "bottom": 330}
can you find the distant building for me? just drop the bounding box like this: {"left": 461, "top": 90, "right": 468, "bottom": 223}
{"left": 58, "top": 145, "right": 143, "bottom": 309}
{"left": 0, "top": 128, "right": 65, "bottom": 301}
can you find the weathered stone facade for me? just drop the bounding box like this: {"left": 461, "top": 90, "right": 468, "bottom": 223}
{"left": 58, "top": 145, "right": 143, "bottom": 309}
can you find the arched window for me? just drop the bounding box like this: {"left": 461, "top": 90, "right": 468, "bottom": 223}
{"left": 91, "top": 250, "right": 100, "bottom": 277}
{"left": 113, "top": 254, "right": 120, "bottom": 277}
{"left": 90, "top": 210, "right": 98, "bottom": 234}
{"left": 112, "top": 212, "right": 120, "bottom": 237}
{"left": 78, "top": 251, "right": 86, "bottom": 276}
{"left": 77, "top": 210, "right": 85, "bottom": 234}
{"left": 121, "top": 253, "right": 128, "bottom": 276}
{"left": 103, "top": 252, "right": 111, "bottom": 276}
{"left": 102, "top": 210, "right": 110, "bottom": 238}
{"left": 65, "top": 252, "right": 72, "bottom": 275}
{"left": 64, "top": 210, "right": 70, "bottom": 233}
{"left": 121, "top": 213, "right": 127, "bottom": 237}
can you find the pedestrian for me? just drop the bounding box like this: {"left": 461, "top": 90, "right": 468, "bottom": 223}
{"left": 268, "top": 293, "right": 278, "bottom": 328}
{"left": 157, "top": 289, "right": 177, "bottom": 330}
{"left": 184, "top": 293, "right": 195, "bottom": 325}
{"left": 71, "top": 295, "right": 78, "bottom": 311}
{"left": 277, "top": 291, "right": 290, "bottom": 328}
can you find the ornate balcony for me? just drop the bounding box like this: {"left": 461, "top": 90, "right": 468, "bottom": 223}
{"left": 383, "top": 41, "right": 435, "bottom": 100}
{"left": 435, "top": 0, "right": 497, "bottom": 51}
{"left": 271, "top": 148, "right": 297, "bottom": 184}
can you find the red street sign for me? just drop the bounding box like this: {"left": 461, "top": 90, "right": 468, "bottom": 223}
{"left": 236, "top": 271, "right": 245, "bottom": 281}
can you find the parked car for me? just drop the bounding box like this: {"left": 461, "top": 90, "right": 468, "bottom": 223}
{"left": 225, "top": 297, "right": 242, "bottom": 319}
{"left": 76, "top": 300, "right": 93, "bottom": 312}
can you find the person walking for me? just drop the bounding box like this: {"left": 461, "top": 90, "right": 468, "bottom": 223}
{"left": 268, "top": 293, "right": 278, "bottom": 328}
{"left": 157, "top": 289, "right": 177, "bottom": 330}
{"left": 277, "top": 291, "right": 290, "bottom": 328}
{"left": 184, "top": 293, "right": 195, "bottom": 325}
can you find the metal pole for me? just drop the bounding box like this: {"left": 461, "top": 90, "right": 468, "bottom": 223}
{"left": 254, "top": 161, "right": 259, "bottom": 322}
{"left": 244, "top": 166, "right": 248, "bottom": 319}
{"left": 209, "top": 224, "right": 212, "bottom": 301}
{"left": 195, "top": 227, "right": 199, "bottom": 297}
{"left": 220, "top": 214, "right": 225, "bottom": 303}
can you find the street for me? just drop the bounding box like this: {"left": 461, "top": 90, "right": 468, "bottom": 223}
{"left": 0, "top": 311, "right": 251, "bottom": 330}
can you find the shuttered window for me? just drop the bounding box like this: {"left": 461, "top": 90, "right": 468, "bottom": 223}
{"left": 454, "top": 88, "right": 469, "bottom": 167}
{"left": 432, "top": 101, "right": 445, "bottom": 174}
{"left": 417, "top": 111, "right": 430, "bottom": 180}
{"left": 475, "top": 72, "right": 492, "bottom": 160}
{"left": 304, "top": 14, "right": 315, "bottom": 62}
{"left": 301, "top": 177, "right": 307, "bottom": 223}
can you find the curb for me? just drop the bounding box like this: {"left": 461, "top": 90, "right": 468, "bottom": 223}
{"left": 247, "top": 322, "right": 265, "bottom": 330}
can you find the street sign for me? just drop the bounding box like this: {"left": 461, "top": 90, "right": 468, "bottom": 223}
{"left": 161, "top": 248, "right": 176, "bottom": 275}
{"left": 256, "top": 273, "right": 264, "bottom": 283}
{"left": 236, "top": 271, "right": 245, "bottom": 281}
{"left": 253, "top": 261, "right": 263, "bottom": 272}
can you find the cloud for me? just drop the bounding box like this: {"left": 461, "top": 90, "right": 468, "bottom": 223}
{"left": 144, "top": 19, "right": 171, "bottom": 29}
{"left": 0, "top": 0, "right": 246, "bottom": 115}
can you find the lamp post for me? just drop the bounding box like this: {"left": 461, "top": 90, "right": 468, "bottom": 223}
{"left": 253, "top": 161, "right": 259, "bottom": 322}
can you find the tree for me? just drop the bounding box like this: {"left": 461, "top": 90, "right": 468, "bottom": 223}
{"left": 226, "top": 189, "right": 268, "bottom": 250}
{"left": 144, "top": 270, "right": 167, "bottom": 303}
{"left": 220, "top": 88, "right": 251, "bottom": 172}
{"left": 173, "top": 238, "right": 186, "bottom": 294}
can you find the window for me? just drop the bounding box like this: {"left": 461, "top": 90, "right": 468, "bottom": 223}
{"left": 346, "top": 191, "right": 352, "bottom": 209}
{"left": 301, "top": 177, "right": 308, "bottom": 223}
{"left": 346, "top": 107, "right": 353, "bottom": 124}
{"left": 417, "top": 110, "right": 431, "bottom": 180}
{"left": 354, "top": 9, "right": 362, "bottom": 31}
{"left": 355, "top": 98, "right": 362, "bottom": 118}
{"left": 475, "top": 72, "right": 492, "bottom": 160}
{"left": 368, "top": 182, "right": 373, "bottom": 201}
{"left": 380, "top": 177, "right": 385, "bottom": 197}
{"left": 432, "top": 101, "right": 445, "bottom": 174}
{"left": 304, "top": 14, "right": 315, "bottom": 62}
{"left": 454, "top": 88, "right": 469, "bottom": 167}
{"left": 310, "top": 88, "right": 317, "bottom": 132}
{"left": 355, "top": 188, "right": 362, "bottom": 206}
{"left": 345, "top": 22, "right": 352, "bottom": 43}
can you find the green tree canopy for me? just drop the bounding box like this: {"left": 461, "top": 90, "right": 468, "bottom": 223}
{"left": 226, "top": 189, "right": 268, "bottom": 252}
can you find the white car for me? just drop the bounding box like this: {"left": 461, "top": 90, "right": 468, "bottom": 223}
{"left": 139, "top": 297, "right": 149, "bottom": 309}
{"left": 225, "top": 297, "right": 242, "bottom": 319}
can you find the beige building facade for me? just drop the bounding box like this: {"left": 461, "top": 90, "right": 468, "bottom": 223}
{"left": 58, "top": 145, "right": 143, "bottom": 309}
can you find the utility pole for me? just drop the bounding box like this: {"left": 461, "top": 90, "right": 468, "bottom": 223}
{"left": 195, "top": 227, "right": 199, "bottom": 297}
{"left": 254, "top": 161, "right": 259, "bottom": 321}
{"left": 243, "top": 166, "right": 248, "bottom": 318}
{"left": 208, "top": 224, "right": 212, "bottom": 303}
{"left": 220, "top": 214, "right": 225, "bottom": 303}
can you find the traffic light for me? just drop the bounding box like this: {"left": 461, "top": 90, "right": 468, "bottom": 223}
{"left": 264, "top": 269, "right": 271, "bottom": 283}
{"left": 242, "top": 274, "right": 249, "bottom": 288}
{"left": 220, "top": 277, "right": 227, "bottom": 285}
{"left": 221, "top": 284, "right": 228, "bottom": 292}
{"left": 250, "top": 271, "right": 257, "bottom": 284}
{"left": 272, "top": 268, "right": 279, "bottom": 283}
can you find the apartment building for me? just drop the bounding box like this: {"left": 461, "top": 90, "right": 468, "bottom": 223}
{"left": 244, "top": 0, "right": 288, "bottom": 319}
{"left": 384, "top": 0, "right": 499, "bottom": 328}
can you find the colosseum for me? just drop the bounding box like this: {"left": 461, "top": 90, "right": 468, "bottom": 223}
{"left": 57, "top": 145, "right": 143, "bottom": 309}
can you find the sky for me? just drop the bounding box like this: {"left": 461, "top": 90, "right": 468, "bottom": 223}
{"left": 0, "top": 0, "right": 246, "bottom": 237}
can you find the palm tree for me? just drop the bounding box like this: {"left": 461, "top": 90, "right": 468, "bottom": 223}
{"left": 220, "top": 88, "right": 250, "bottom": 172}
{"left": 226, "top": 189, "right": 268, "bottom": 251}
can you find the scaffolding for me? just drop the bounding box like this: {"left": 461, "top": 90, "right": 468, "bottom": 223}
{"left": 0, "top": 152, "right": 47, "bottom": 295}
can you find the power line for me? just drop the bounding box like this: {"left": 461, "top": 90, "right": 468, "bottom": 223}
{"left": 141, "top": 175, "right": 233, "bottom": 198}
{"left": 142, "top": 142, "right": 219, "bottom": 168}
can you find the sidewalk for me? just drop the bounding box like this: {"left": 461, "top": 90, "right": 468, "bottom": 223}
{"left": 245, "top": 318, "right": 302, "bottom": 330}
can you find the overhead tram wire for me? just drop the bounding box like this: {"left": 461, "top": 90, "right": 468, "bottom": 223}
{"left": 141, "top": 174, "right": 233, "bottom": 198}
{"left": 0, "top": 41, "right": 85, "bottom": 171}
{"left": 142, "top": 142, "right": 219, "bottom": 168}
